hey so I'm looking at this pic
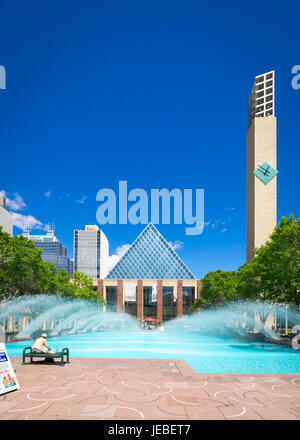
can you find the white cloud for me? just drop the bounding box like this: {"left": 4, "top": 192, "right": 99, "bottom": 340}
{"left": 168, "top": 240, "right": 184, "bottom": 251}
{"left": 108, "top": 244, "right": 131, "bottom": 272}
{"left": 0, "top": 190, "right": 6, "bottom": 201}
{"left": 205, "top": 217, "right": 231, "bottom": 232}
{"left": 77, "top": 195, "right": 87, "bottom": 204}
{"left": 44, "top": 190, "right": 51, "bottom": 198}
{"left": 1, "top": 189, "right": 46, "bottom": 232}
{"left": 12, "top": 213, "right": 46, "bottom": 231}
{"left": 0, "top": 190, "right": 26, "bottom": 211}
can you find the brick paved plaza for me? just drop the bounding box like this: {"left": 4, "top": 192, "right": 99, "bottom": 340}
{"left": 0, "top": 357, "right": 299, "bottom": 420}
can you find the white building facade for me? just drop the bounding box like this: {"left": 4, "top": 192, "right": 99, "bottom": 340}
{"left": 0, "top": 195, "right": 13, "bottom": 236}
{"left": 74, "top": 225, "right": 109, "bottom": 279}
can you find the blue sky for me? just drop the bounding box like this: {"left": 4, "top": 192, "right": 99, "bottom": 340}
{"left": 1, "top": 0, "right": 299, "bottom": 278}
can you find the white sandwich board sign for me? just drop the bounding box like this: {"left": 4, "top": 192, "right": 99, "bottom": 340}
{"left": 0, "top": 343, "right": 20, "bottom": 395}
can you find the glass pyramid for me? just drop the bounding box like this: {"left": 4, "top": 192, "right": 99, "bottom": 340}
{"left": 107, "top": 223, "right": 195, "bottom": 280}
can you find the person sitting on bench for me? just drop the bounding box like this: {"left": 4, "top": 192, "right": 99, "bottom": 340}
{"left": 32, "top": 333, "right": 54, "bottom": 356}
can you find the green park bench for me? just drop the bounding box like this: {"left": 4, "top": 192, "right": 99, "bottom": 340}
{"left": 22, "top": 347, "right": 70, "bottom": 366}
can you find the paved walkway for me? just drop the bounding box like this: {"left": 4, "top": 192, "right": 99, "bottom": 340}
{"left": 1, "top": 357, "right": 300, "bottom": 420}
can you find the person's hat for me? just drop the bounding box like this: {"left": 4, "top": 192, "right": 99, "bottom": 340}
{"left": 41, "top": 333, "right": 47, "bottom": 338}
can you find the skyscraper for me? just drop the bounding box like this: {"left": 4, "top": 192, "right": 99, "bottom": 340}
{"left": 247, "top": 70, "right": 277, "bottom": 261}
{"left": 22, "top": 228, "right": 73, "bottom": 275}
{"left": 74, "top": 225, "right": 109, "bottom": 279}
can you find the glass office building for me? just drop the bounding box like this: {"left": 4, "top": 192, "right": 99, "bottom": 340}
{"left": 74, "top": 225, "right": 109, "bottom": 279}
{"left": 22, "top": 229, "right": 73, "bottom": 276}
{"left": 97, "top": 223, "right": 201, "bottom": 322}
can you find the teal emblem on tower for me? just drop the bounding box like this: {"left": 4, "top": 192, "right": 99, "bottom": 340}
{"left": 254, "top": 161, "right": 278, "bottom": 185}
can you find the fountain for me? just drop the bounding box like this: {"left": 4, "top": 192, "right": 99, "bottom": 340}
{"left": 164, "top": 301, "right": 300, "bottom": 342}
{"left": 0, "top": 295, "right": 299, "bottom": 341}
{"left": 1, "top": 295, "right": 300, "bottom": 374}
{"left": 0, "top": 294, "right": 140, "bottom": 340}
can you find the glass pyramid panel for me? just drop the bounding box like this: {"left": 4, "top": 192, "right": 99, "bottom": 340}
{"left": 107, "top": 223, "right": 195, "bottom": 280}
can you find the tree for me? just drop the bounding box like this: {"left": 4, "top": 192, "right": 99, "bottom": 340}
{"left": 196, "top": 270, "right": 239, "bottom": 307}
{"left": 54, "top": 268, "right": 76, "bottom": 297}
{"left": 71, "top": 271, "right": 105, "bottom": 304}
{"left": 190, "top": 298, "right": 204, "bottom": 312}
{"left": 237, "top": 260, "right": 265, "bottom": 300}
{"left": 0, "top": 228, "right": 52, "bottom": 299}
{"left": 238, "top": 214, "right": 300, "bottom": 308}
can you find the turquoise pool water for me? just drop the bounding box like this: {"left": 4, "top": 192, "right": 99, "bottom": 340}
{"left": 6, "top": 331, "right": 300, "bottom": 374}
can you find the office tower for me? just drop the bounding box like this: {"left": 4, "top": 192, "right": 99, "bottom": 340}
{"left": 74, "top": 225, "right": 109, "bottom": 279}
{"left": 247, "top": 70, "right": 277, "bottom": 261}
{"left": 0, "top": 195, "right": 13, "bottom": 236}
{"left": 22, "top": 228, "right": 73, "bottom": 276}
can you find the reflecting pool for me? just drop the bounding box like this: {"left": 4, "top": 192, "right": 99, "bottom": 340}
{"left": 6, "top": 330, "right": 300, "bottom": 375}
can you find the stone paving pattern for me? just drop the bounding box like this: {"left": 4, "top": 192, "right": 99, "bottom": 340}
{"left": 1, "top": 357, "right": 300, "bottom": 420}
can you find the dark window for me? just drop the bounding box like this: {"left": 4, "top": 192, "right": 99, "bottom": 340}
{"left": 163, "top": 287, "right": 176, "bottom": 321}
{"left": 183, "top": 287, "right": 195, "bottom": 315}
{"left": 106, "top": 287, "right": 118, "bottom": 312}
{"left": 143, "top": 287, "right": 157, "bottom": 319}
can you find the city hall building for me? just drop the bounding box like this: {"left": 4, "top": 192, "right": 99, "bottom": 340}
{"left": 97, "top": 223, "right": 201, "bottom": 321}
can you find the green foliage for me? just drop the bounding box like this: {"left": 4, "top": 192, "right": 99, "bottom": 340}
{"left": 189, "top": 299, "right": 203, "bottom": 312}
{"left": 0, "top": 229, "right": 51, "bottom": 299}
{"left": 71, "top": 271, "right": 105, "bottom": 304}
{"left": 198, "top": 270, "right": 239, "bottom": 307}
{"left": 54, "top": 268, "right": 76, "bottom": 297}
{"left": 238, "top": 214, "right": 300, "bottom": 307}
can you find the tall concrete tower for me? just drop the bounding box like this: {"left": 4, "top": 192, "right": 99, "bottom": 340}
{"left": 246, "top": 70, "right": 278, "bottom": 261}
